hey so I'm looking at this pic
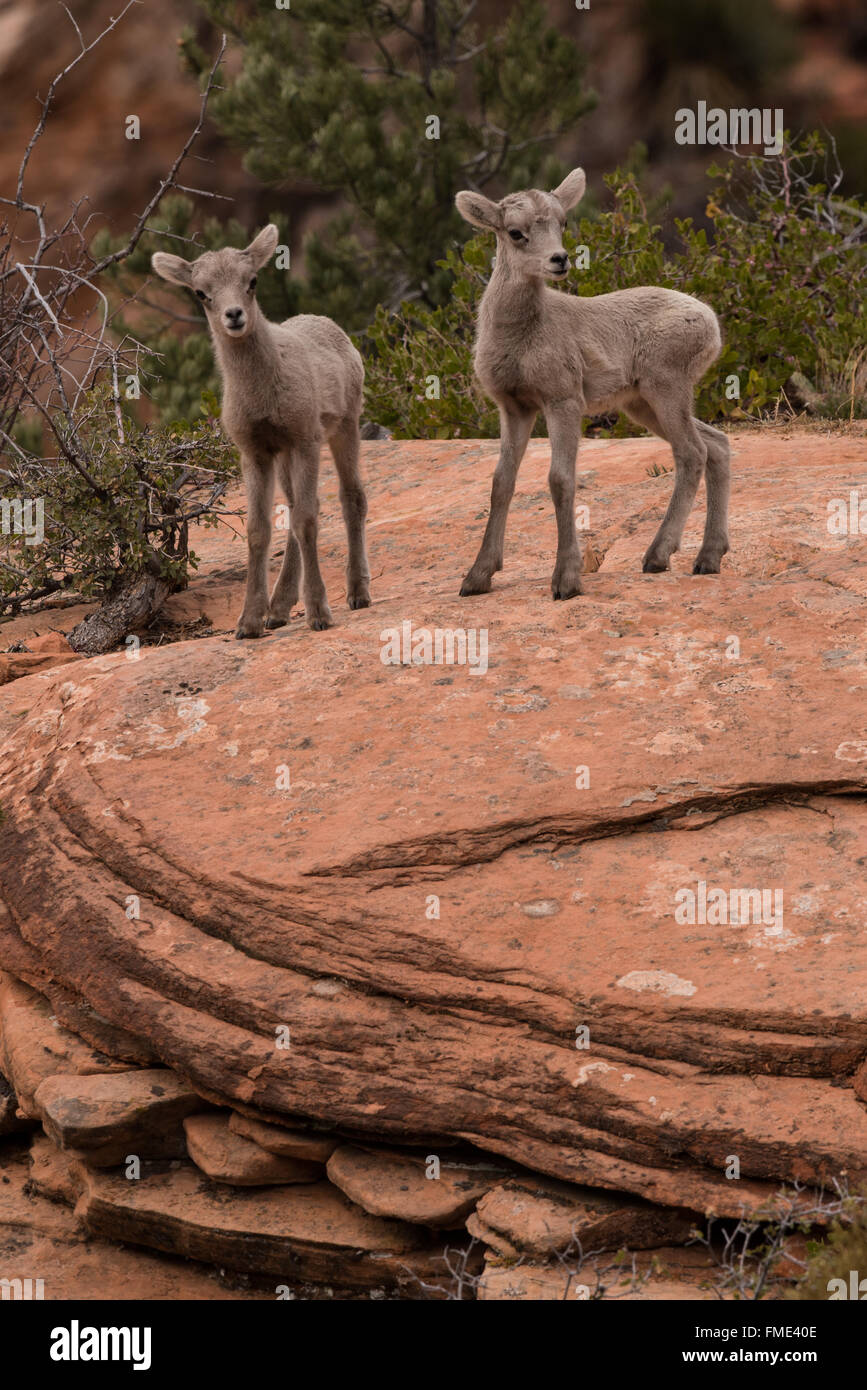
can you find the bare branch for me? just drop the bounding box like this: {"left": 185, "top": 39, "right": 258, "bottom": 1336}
{"left": 16, "top": 0, "right": 141, "bottom": 213}
{"left": 15, "top": 262, "right": 64, "bottom": 334}
{"left": 0, "top": 18, "right": 238, "bottom": 647}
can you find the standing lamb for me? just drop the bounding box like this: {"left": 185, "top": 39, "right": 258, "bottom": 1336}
{"left": 454, "top": 169, "right": 730, "bottom": 600}
{"left": 152, "top": 226, "right": 370, "bottom": 636}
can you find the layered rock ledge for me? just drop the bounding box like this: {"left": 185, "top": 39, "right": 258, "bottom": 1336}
{"left": 1, "top": 433, "right": 866, "bottom": 1296}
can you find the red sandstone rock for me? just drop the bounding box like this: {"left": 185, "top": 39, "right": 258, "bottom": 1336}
{"left": 0, "top": 0, "right": 262, "bottom": 236}
{"left": 228, "top": 1111, "right": 337, "bottom": 1162}
{"left": 68, "top": 1159, "right": 468, "bottom": 1291}
{"left": 2, "top": 1140, "right": 271, "bottom": 1300}
{"left": 34, "top": 1070, "right": 202, "bottom": 1165}
{"left": 0, "top": 437, "right": 866, "bottom": 1219}
{"left": 327, "top": 1145, "right": 506, "bottom": 1227}
{"left": 0, "top": 1068, "right": 28, "bottom": 1134}
{"left": 185, "top": 1113, "right": 321, "bottom": 1185}
{"left": 0, "top": 948, "right": 154, "bottom": 1069}
{"left": 467, "top": 1177, "right": 693, "bottom": 1256}
{"left": 0, "top": 632, "right": 82, "bottom": 685}
{"left": 28, "top": 1133, "right": 81, "bottom": 1207}
{"left": 478, "top": 1250, "right": 717, "bottom": 1301}
{"left": 0, "top": 973, "right": 129, "bottom": 1118}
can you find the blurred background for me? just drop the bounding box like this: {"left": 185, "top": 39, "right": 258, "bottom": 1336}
{"left": 2, "top": 0, "right": 864, "bottom": 259}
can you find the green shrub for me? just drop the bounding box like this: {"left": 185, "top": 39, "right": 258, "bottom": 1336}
{"left": 0, "top": 386, "right": 237, "bottom": 620}
{"left": 362, "top": 233, "right": 499, "bottom": 440}
{"left": 789, "top": 1197, "right": 867, "bottom": 1301}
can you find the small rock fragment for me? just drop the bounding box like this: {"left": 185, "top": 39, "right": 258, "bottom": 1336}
{"left": 327, "top": 1145, "right": 504, "bottom": 1227}
{"left": 228, "top": 1111, "right": 337, "bottom": 1163}
{"left": 185, "top": 1113, "right": 321, "bottom": 1186}
{"left": 34, "top": 1069, "right": 201, "bottom": 1165}
{"left": 469, "top": 1177, "right": 694, "bottom": 1257}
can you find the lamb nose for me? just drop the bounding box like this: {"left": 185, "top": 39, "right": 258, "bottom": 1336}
{"left": 225, "top": 307, "right": 244, "bottom": 322}
{"left": 551, "top": 253, "right": 568, "bottom": 268}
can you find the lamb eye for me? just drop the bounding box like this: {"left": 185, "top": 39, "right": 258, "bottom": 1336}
{"left": 195, "top": 289, "right": 208, "bottom": 301}
{"left": 508, "top": 229, "right": 524, "bottom": 242}
{"left": 248, "top": 276, "right": 257, "bottom": 292}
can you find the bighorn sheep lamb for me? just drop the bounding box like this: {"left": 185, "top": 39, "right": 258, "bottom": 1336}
{"left": 455, "top": 169, "right": 730, "bottom": 599}
{"left": 152, "top": 226, "right": 370, "bottom": 636}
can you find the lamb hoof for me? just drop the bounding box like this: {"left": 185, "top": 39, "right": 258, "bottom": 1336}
{"left": 551, "top": 560, "right": 584, "bottom": 600}
{"left": 691, "top": 550, "right": 722, "bottom": 572}
{"left": 307, "top": 605, "right": 334, "bottom": 632}
{"left": 460, "top": 573, "right": 492, "bottom": 596}
{"left": 551, "top": 569, "right": 584, "bottom": 600}
{"left": 235, "top": 623, "right": 265, "bottom": 640}
{"left": 348, "top": 590, "right": 371, "bottom": 610}
{"left": 265, "top": 614, "right": 289, "bottom": 629}
{"left": 642, "top": 556, "right": 669, "bottom": 574}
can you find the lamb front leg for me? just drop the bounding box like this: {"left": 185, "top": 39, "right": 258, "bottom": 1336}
{"left": 236, "top": 452, "right": 275, "bottom": 639}
{"left": 544, "top": 398, "right": 584, "bottom": 600}
{"left": 289, "top": 442, "right": 333, "bottom": 631}
{"left": 460, "top": 400, "right": 535, "bottom": 595}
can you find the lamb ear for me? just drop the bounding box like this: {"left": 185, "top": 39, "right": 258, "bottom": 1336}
{"left": 455, "top": 191, "right": 503, "bottom": 231}
{"left": 151, "top": 251, "right": 193, "bottom": 287}
{"left": 551, "top": 168, "right": 586, "bottom": 212}
{"left": 245, "top": 223, "right": 280, "bottom": 269}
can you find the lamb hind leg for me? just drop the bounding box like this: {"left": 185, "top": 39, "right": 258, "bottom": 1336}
{"left": 236, "top": 452, "right": 275, "bottom": 639}
{"left": 544, "top": 398, "right": 584, "bottom": 599}
{"left": 460, "top": 399, "right": 535, "bottom": 595}
{"left": 267, "top": 452, "right": 301, "bottom": 628}
{"left": 693, "top": 421, "right": 730, "bottom": 573}
{"left": 626, "top": 394, "right": 706, "bottom": 572}
{"left": 625, "top": 397, "right": 728, "bottom": 574}
{"left": 329, "top": 418, "right": 370, "bottom": 610}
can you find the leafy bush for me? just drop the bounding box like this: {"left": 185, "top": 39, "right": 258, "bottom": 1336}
{"left": 362, "top": 233, "right": 499, "bottom": 440}
{"left": 361, "top": 135, "right": 867, "bottom": 438}
{"left": 789, "top": 1193, "right": 867, "bottom": 1301}
{"left": 1, "top": 386, "right": 237, "bottom": 620}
